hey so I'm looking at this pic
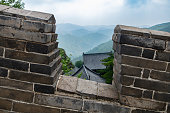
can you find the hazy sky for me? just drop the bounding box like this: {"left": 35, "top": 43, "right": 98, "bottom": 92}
{"left": 23, "top": 0, "right": 170, "bottom": 26}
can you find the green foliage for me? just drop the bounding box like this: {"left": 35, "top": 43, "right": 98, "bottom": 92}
{"left": 0, "top": 0, "right": 25, "bottom": 9}
{"left": 97, "top": 53, "right": 114, "bottom": 84}
{"left": 59, "top": 48, "right": 74, "bottom": 75}
{"left": 75, "top": 60, "right": 83, "bottom": 68}
{"left": 77, "top": 72, "right": 82, "bottom": 78}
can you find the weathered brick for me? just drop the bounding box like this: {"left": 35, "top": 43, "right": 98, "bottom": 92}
{"left": 0, "top": 26, "right": 52, "bottom": 43}
{"left": 150, "top": 70, "right": 170, "bottom": 82}
{"left": 0, "top": 15, "right": 21, "bottom": 28}
{"left": 0, "top": 98, "right": 12, "bottom": 111}
{"left": 5, "top": 48, "right": 59, "bottom": 64}
{"left": 168, "top": 104, "right": 170, "bottom": 113}
{"left": 167, "top": 41, "right": 170, "bottom": 51}
{"left": 83, "top": 100, "right": 130, "bottom": 113}
{"left": 142, "top": 69, "right": 151, "bottom": 78}
{"left": 2, "top": 7, "right": 56, "bottom": 24}
{"left": 134, "top": 78, "right": 170, "bottom": 93}
{"left": 76, "top": 79, "right": 97, "bottom": 97}
{"left": 51, "top": 34, "right": 58, "bottom": 42}
{"left": 30, "top": 56, "right": 61, "bottom": 75}
{"left": 121, "top": 86, "right": 142, "bottom": 98}
{"left": 0, "top": 109, "right": 12, "bottom": 113}
{"left": 61, "top": 109, "right": 84, "bottom": 113}
{"left": 0, "top": 47, "right": 3, "bottom": 56}
{"left": 120, "top": 64, "right": 142, "bottom": 77}
{"left": 34, "top": 84, "right": 54, "bottom": 94}
{"left": 121, "top": 55, "right": 167, "bottom": 71}
{"left": 143, "top": 90, "right": 153, "bottom": 99}
{"left": 0, "top": 67, "right": 8, "bottom": 77}
{"left": 116, "top": 44, "right": 142, "bottom": 57}
{"left": 97, "top": 82, "right": 118, "bottom": 100}
{"left": 120, "top": 75, "right": 134, "bottom": 86}
{"left": 150, "top": 29, "right": 170, "bottom": 41}
{"left": 154, "top": 92, "right": 170, "bottom": 102}
{"left": 13, "top": 102, "right": 60, "bottom": 113}
{"left": 0, "top": 4, "right": 10, "bottom": 11}
{"left": 9, "top": 70, "right": 53, "bottom": 85}
{"left": 142, "top": 49, "right": 155, "bottom": 59}
{"left": 26, "top": 41, "right": 58, "bottom": 54}
{"left": 0, "top": 86, "right": 34, "bottom": 103}
{"left": 155, "top": 51, "right": 170, "bottom": 62}
{"left": 167, "top": 63, "right": 170, "bottom": 72}
{"left": 132, "top": 109, "right": 161, "bottom": 113}
{"left": 57, "top": 75, "right": 78, "bottom": 94}
{"left": 35, "top": 94, "right": 83, "bottom": 111}
{"left": 0, "top": 78, "right": 33, "bottom": 91}
{"left": 120, "top": 96, "right": 166, "bottom": 111}
{"left": 22, "top": 19, "right": 55, "bottom": 33}
{"left": 115, "top": 34, "right": 166, "bottom": 50}
{"left": 0, "top": 57, "right": 29, "bottom": 71}
{"left": 0, "top": 36, "right": 26, "bottom": 51}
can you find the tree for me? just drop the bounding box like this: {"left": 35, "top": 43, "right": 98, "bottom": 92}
{"left": 75, "top": 60, "right": 83, "bottom": 68}
{"left": 97, "top": 53, "right": 114, "bottom": 84}
{"left": 59, "top": 48, "right": 75, "bottom": 75}
{"left": 0, "top": 0, "right": 25, "bottom": 9}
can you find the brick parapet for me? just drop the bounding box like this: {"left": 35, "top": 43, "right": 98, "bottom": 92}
{"left": 113, "top": 25, "right": 170, "bottom": 113}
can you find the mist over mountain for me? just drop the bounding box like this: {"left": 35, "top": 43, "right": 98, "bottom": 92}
{"left": 56, "top": 23, "right": 114, "bottom": 59}
{"left": 56, "top": 22, "right": 170, "bottom": 62}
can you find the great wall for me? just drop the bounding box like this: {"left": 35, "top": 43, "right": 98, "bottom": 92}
{"left": 0, "top": 4, "right": 169, "bottom": 113}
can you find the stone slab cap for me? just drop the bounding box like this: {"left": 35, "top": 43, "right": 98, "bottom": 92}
{"left": 114, "top": 25, "right": 170, "bottom": 41}
{"left": 0, "top": 5, "right": 55, "bottom": 24}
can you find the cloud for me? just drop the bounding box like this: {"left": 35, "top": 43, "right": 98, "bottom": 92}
{"left": 23, "top": 0, "right": 170, "bottom": 26}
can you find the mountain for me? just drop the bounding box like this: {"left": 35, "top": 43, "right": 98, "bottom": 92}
{"left": 149, "top": 22, "right": 170, "bottom": 32}
{"left": 56, "top": 23, "right": 115, "bottom": 59}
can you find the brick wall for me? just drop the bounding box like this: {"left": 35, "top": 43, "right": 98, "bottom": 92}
{"left": 113, "top": 25, "right": 170, "bottom": 113}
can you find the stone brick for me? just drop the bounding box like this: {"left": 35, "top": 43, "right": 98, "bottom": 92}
{"left": 0, "top": 26, "right": 52, "bottom": 43}
{"left": 97, "top": 82, "right": 118, "bottom": 100}
{"left": 0, "top": 98, "right": 12, "bottom": 111}
{"left": 34, "top": 84, "right": 54, "bottom": 94}
{"left": 168, "top": 104, "right": 170, "bottom": 113}
{"left": 116, "top": 44, "right": 142, "bottom": 57}
{"left": 167, "top": 41, "right": 170, "bottom": 51}
{"left": 0, "top": 15, "right": 21, "bottom": 28}
{"left": 120, "top": 75, "right": 134, "bottom": 86}
{"left": 13, "top": 102, "right": 60, "bottom": 113}
{"left": 121, "top": 55, "right": 167, "bottom": 71}
{"left": 0, "top": 86, "right": 34, "bottom": 103}
{"left": 114, "top": 25, "right": 150, "bottom": 37}
{"left": 30, "top": 56, "right": 61, "bottom": 75}
{"left": 143, "top": 90, "right": 153, "bottom": 99}
{"left": 9, "top": 70, "right": 53, "bottom": 85}
{"left": 0, "top": 36, "right": 26, "bottom": 51}
{"left": 155, "top": 51, "right": 170, "bottom": 62}
{"left": 51, "top": 34, "right": 58, "bottom": 42}
{"left": 61, "top": 109, "right": 84, "bottom": 113}
{"left": 0, "top": 57, "right": 29, "bottom": 71}
{"left": 150, "top": 70, "right": 170, "bottom": 82}
{"left": 115, "top": 34, "right": 166, "bottom": 50}
{"left": 121, "top": 86, "right": 142, "bottom": 98}
{"left": 142, "top": 49, "right": 155, "bottom": 59}
{"left": 142, "top": 69, "right": 150, "bottom": 78}
{"left": 83, "top": 100, "right": 130, "bottom": 113}
{"left": 0, "top": 47, "right": 3, "bottom": 56}
{"left": 5, "top": 48, "right": 59, "bottom": 64}
{"left": 0, "top": 4, "right": 10, "bottom": 11}
{"left": 0, "top": 78, "right": 33, "bottom": 91}
{"left": 120, "top": 96, "right": 166, "bottom": 111}
{"left": 132, "top": 109, "right": 161, "bottom": 113}
{"left": 26, "top": 41, "right": 58, "bottom": 54}
{"left": 57, "top": 75, "right": 78, "bottom": 94}
{"left": 150, "top": 29, "right": 170, "bottom": 41}
{"left": 2, "top": 7, "right": 56, "bottom": 24}
{"left": 76, "top": 79, "right": 97, "bottom": 97}
{"left": 167, "top": 63, "right": 170, "bottom": 72}
{"left": 0, "top": 109, "right": 11, "bottom": 113}
{"left": 154, "top": 92, "right": 170, "bottom": 102}
{"left": 0, "top": 67, "right": 8, "bottom": 77}
{"left": 134, "top": 78, "right": 170, "bottom": 93}
{"left": 35, "top": 94, "right": 83, "bottom": 111}
{"left": 120, "top": 64, "right": 142, "bottom": 77}
{"left": 22, "top": 20, "right": 55, "bottom": 33}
